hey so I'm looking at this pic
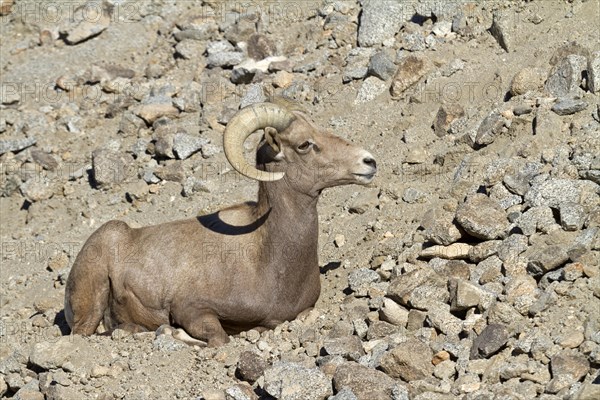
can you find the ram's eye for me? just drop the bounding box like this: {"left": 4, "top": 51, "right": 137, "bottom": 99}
{"left": 297, "top": 141, "right": 312, "bottom": 151}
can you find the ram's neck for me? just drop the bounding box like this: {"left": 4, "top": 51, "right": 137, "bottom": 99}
{"left": 255, "top": 180, "right": 319, "bottom": 258}
{"left": 253, "top": 179, "right": 321, "bottom": 312}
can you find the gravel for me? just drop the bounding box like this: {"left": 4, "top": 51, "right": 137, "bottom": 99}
{"left": 1, "top": 1, "right": 598, "bottom": 399}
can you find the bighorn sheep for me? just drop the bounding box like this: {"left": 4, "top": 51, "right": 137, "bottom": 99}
{"left": 64, "top": 100, "right": 377, "bottom": 347}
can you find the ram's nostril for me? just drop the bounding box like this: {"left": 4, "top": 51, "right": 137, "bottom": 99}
{"left": 363, "top": 157, "right": 377, "bottom": 169}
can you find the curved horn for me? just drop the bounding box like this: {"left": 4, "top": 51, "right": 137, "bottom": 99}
{"left": 223, "top": 102, "right": 295, "bottom": 181}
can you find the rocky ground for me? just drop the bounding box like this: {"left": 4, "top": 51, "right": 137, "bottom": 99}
{"left": 1, "top": 0, "right": 599, "bottom": 399}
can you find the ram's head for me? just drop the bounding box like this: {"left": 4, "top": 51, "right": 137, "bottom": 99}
{"left": 223, "top": 101, "right": 377, "bottom": 196}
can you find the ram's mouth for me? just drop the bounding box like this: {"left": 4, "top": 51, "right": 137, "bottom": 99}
{"left": 353, "top": 173, "right": 376, "bottom": 183}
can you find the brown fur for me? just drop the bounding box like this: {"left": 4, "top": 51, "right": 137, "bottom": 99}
{"left": 64, "top": 112, "right": 376, "bottom": 347}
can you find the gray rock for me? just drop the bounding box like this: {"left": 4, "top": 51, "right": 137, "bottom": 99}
{"left": 588, "top": 50, "right": 600, "bottom": 94}
{"left": 236, "top": 351, "right": 267, "bottom": 384}
{"left": 387, "top": 267, "right": 448, "bottom": 308}
{"left": 526, "top": 245, "right": 570, "bottom": 276}
{"left": 515, "top": 206, "right": 558, "bottom": 236}
{"left": 207, "top": 52, "right": 244, "bottom": 68}
{"left": 230, "top": 67, "right": 255, "bottom": 85}
{"left": 477, "top": 257, "right": 504, "bottom": 285}
{"left": 133, "top": 97, "right": 179, "bottom": 124}
{"left": 357, "top": 1, "right": 404, "bottom": 47}
{"left": 545, "top": 54, "right": 587, "bottom": 97}
{"left": 504, "top": 162, "right": 542, "bottom": 196}
{"left": 131, "top": 138, "right": 150, "bottom": 159}
{"left": 182, "top": 176, "right": 209, "bottom": 197}
{"left": 172, "top": 132, "right": 208, "bottom": 160}
{"left": 470, "top": 324, "right": 509, "bottom": 359}
{"left": 456, "top": 194, "right": 509, "bottom": 240}
{"left": 573, "top": 227, "right": 599, "bottom": 250}
{"left": 560, "top": 202, "right": 586, "bottom": 231}
{"left": 400, "top": 32, "right": 426, "bottom": 52}
{"left": 406, "top": 309, "right": 427, "bottom": 331}
{"left": 1, "top": 82, "right": 21, "bottom": 104}
{"left": 240, "top": 84, "right": 268, "bottom": 109}
{"left": 390, "top": 55, "right": 430, "bottom": 97}
{"left": 498, "top": 356, "right": 550, "bottom": 384}
{"left": 441, "top": 58, "right": 466, "bottom": 78}
{"left": 0, "top": 377, "right": 6, "bottom": 398}
{"left": 489, "top": 183, "right": 522, "bottom": 210}
{"left": 488, "top": 304, "right": 527, "bottom": 335}
{"left": 525, "top": 179, "right": 587, "bottom": 208}
{"left": 348, "top": 268, "right": 380, "bottom": 296}
{"left": 546, "top": 374, "right": 576, "bottom": 394}
{"left": 348, "top": 188, "right": 379, "bottom": 214}
{"left": 323, "top": 336, "right": 365, "bottom": 361}
{"left": 333, "top": 362, "right": 397, "bottom": 400}
{"left": 154, "top": 161, "right": 185, "bottom": 183}
{"left": 174, "top": 39, "right": 205, "bottom": 60}
{"left": 366, "top": 320, "right": 400, "bottom": 340}
{"left": 513, "top": 104, "right": 534, "bottom": 115}
{"left": 354, "top": 77, "right": 388, "bottom": 104}
{"left": 263, "top": 361, "right": 332, "bottom": 400}
{"left": 489, "top": 11, "right": 518, "bottom": 52}
{"left": 328, "top": 321, "right": 354, "bottom": 340}
{"left": 574, "top": 383, "right": 600, "bottom": 400}
{"left": 153, "top": 333, "right": 186, "bottom": 351}
{"left": 421, "top": 208, "right": 462, "bottom": 246}
{"left": 432, "top": 21, "right": 452, "bottom": 37}
{"left": 91, "top": 148, "right": 134, "bottom": 188}
{"left": 434, "top": 359, "right": 457, "bottom": 381}
{"left": 207, "top": 40, "right": 235, "bottom": 54}
{"left": 63, "top": 0, "right": 111, "bottom": 45}
{"left": 225, "top": 384, "right": 255, "bottom": 400}
{"left": 380, "top": 338, "right": 434, "bottom": 381}
{"left": 329, "top": 387, "right": 358, "bottom": 400}
{"left": 497, "top": 234, "right": 528, "bottom": 263}
{"left": 379, "top": 298, "right": 409, "bottom": 327}
{"left": 550, "top": 351, "right": 590, "bottom": 381}
{"left": 367, "top": 51, "right": 396, "bottom": 81}
{"left": 119, "top": 111, "right": 145, "bottom": 137}
{"left": 452, "top": 13, "right": 467, "bottom": 34}
{"left": 0, "top": 137, "right": 36, "bottom": 155}
{"left": 534, "top": 106, "right": 563, "bottom": 138}
{"left": 426, "top": 302, "right": 463, "bottom": 336}
{"left": 5, "top": 373, "right": 24, "bottom": 393}
{"left": 14, "top": 379, "right": 43, "bottom": 400}
{"left": 449, "top": 279, "right": 486, "bottom": 311}
{"left": 433, "top": 104, "right": 465, "bottom": 137}
{"left": 45, "top": 384, "right": 81, "bottom": 400}
{"left": 19, "top": 177, "right": 55, "bottom": 202}
{"left": 201, "top": 143, "right": 220, "bottom": 159}
{"left": 551, "top": 98, "right": 588, "bottom": 115}
{"left": 247, "top": 33, "right": 276, "bottom": 60}
{"left": 343, "top": 48, "right": 373, "bottom": 83}
{"left": 475, "top": 111, "right": 507, "bottom": 147}
{"left": 468, "top": 241, "right": 501, "bottom": 263}
{"left": 30, "top": 150, "right": 58, "bottom": 171}
{"left": 174, "top": 23, "right": 216, "bottom": 42}
{"left": 29, "top": 337, "right": 78, "bottom": 370}
{"left": 143, "top": 169, "right": 160, "bottom": 184}
{"left": 402, "top": 187, "right": 427, "bottom": 204}
{"left": 510, "top": 67, "right": 547, "bottom": 95}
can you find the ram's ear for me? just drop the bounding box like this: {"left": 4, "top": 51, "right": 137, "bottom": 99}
{"left": 264, "top": 127, "right": 284, "bottom": 160}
